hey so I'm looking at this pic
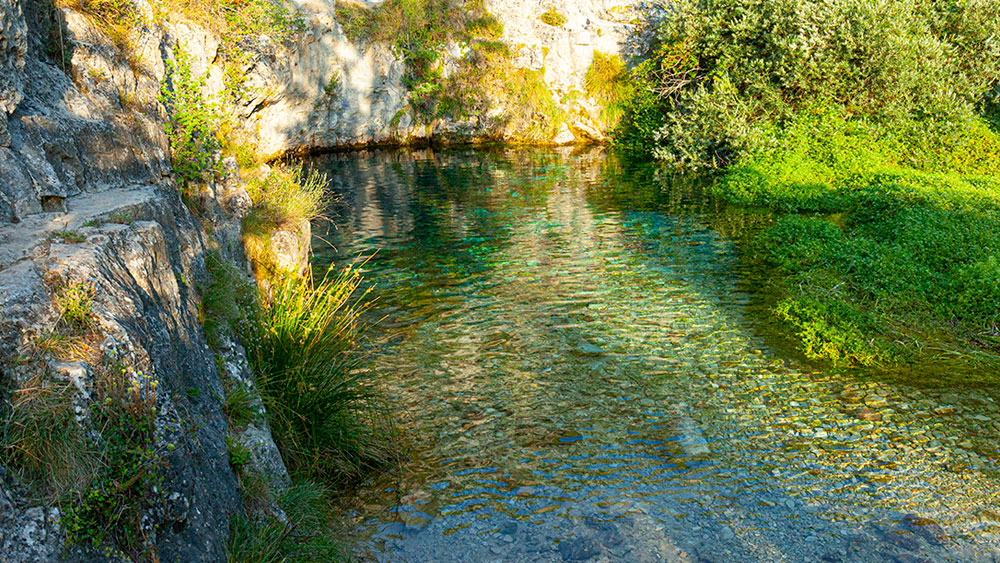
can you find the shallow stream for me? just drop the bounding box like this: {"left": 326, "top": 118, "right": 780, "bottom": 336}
{"left": 310, "top": 148, "right": 1000, "bottom": 562}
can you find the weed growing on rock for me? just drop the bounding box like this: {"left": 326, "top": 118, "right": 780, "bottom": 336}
{"left": 584, "top": 52, "right": 634, "bottom": 130}
{"left": 241, "top": 165, "right": 328, "bottom": 281}
{"left": 539, "top": 7, "right": 567, "bottom": 27}
{"left": 62, "top": 359, "right": 168, "bottom": 558}
{"left": 0, "top": 376, "right": 95, "bottom": 497}
{"left": 59, "top": 0, "right": 143, "bottom": 69}
{"left": 50, "top": 230, "right": 88, "bottom": 244}
{"left": 160, "top": 43, "right": 222, "bottom": 188}
{"left": 53, "top": 280, "right": 97, "bottom": 334}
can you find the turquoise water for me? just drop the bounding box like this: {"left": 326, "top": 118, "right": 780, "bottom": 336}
{"left": 310, "top": 148, "right": 1000, "bottom": 562}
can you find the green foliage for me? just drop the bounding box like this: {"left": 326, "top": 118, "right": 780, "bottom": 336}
{"left": 335, "top": 0, "right": 486, "bottom": 47}
{"left": 244, "top": 165, "right": 328, "bottom": 229}
{"left": 745, "top": 143, "right": 1000, "bottom": 371}
{"left": 160, "top": 43, "right": 222, "bottom": 188}
{"left": 226, "top": 435, "right": 251, "bottom": 473}
{"left": 439, "top": 40, "right": 565, "bottom": 141}
{"left": 324, "top": 69, "right": 342, "bottom": 97}
{"left": 633, "top": 0, "right": 1000, "bottom": 170}
{"left": 202, "top": 251, "right": 258, "bottom": 350}
{"left": 51, "top": 230, "right": 87, "bottom": 243}
{"left": 54, "top": 281, "right": 96, "bottom": 334}
{"left": 241, "top": 165, "right": 329, "bottom": 280}
{"left": 227, "top": 481, "right": 347, "bottom": 562}
{"left": 222, "top": 380, "right": 257, "bottom": 428}
{"left": 584, "top": 52, "right": 634, "bottom": 129}
{"left": 240, "top": 265, "right": 394, "bottom": 483}
{"left": 539, "top": 7, "right": 567, "bottom": 27}
{"left": 215, "top": 0, "right": 305, "bottom": 99}
{"left": 335, "top": 0, "right": 511, "bottom": 124}
{"left": 62, "top": 361, "right": 166, "bottom": 559}
{"left": 775, "top": 298, "right": 885, "bottom": 367}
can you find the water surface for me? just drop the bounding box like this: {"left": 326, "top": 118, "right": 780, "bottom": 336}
{"left": 310, "top": 148, "right": 1000, "bottom": 562}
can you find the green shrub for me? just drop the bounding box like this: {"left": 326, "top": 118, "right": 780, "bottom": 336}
{"left": 54, "top": 281, "right": 97, "bottom": 334}
{"left": 634, "top": 0, "right": 1000, "bottom": 170}
{"left": 240, "top": 265, "right": 394, "bottom": 483}
{"left": 160, "top": 43, "right": 222, "bottom": 188}
{"left": 539, "top": 7, "right": 567, "bottom": 27}
{"left": 51, "top": 230, "right": 87, "bottom": 243}
{"left": 62, "top": 360, "right": 166, "bottom": 558}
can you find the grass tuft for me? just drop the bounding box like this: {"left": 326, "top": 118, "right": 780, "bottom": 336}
{"left": 0, "top": 376, "right": 95, "bottom": 498}
{"left": 240, "top": 264, "right": 395, "bottom": 484}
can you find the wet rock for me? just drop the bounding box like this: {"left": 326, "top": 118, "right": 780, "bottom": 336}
{"left": 902, "top": 514, "right": 947, "bottom": 545}
{"left": 852, "top": 406, "right": 882, "bottom": 421}
{"left": 559, "top": 537, "right": 600, "bottom": 561}
{"left": 574, "top": 341, "right": 604, "bottom": 356}
{"left": 839, "top": 388, "right": 865, "bottom": 403}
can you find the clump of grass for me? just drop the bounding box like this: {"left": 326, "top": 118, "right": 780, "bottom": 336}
{"left": 241, "top": 165, "right": 328, "bottom": 280}
{"left": 584, "top": 51, "right": 634, "bottom": 130}
{"left": 202, "top": 251, "right": 257, "bottom": 349}
{"left": 539, "top": 7, "right": 567, "bottom": 27}
{"left": 228, "top": 481, "right": 347, "bottom": 562}
{"left": 50, "top": 230, "right": 87, "bottom": 244}
{"left": 240, "top": 264, "right": 394, "bottom": 484}
{"left": 222, "top": 379, "right": 257, "bottom": 428}
{"left": 226, "top": 435, "right": 251, "bottom": 473}
{"left": 0, "top": 376, "right": 95, "bottom": 498}
{"left": 244, "top": 165, "right": 328, "bottom": 229}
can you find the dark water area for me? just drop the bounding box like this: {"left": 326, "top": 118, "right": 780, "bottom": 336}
{"left": 308, "top": 147, "right": 1000, "bottom": 562}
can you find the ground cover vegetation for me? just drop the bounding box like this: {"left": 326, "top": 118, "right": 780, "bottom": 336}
{"left": 618, "top": 0, "right": 1000, "bottom": 379}
{"left": 336, "top": 0, "right": 566, "bottom": 141}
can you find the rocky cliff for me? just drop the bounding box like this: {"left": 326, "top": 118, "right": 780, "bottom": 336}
{"left": 0, "top": 0, "right": 647, "bottom": 560}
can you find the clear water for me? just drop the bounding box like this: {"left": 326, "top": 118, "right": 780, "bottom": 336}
{"left": 310, "top": 148, "right": 1000, "bottom": 562}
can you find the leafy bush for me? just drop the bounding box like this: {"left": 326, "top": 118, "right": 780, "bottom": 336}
{"left": 160, "top": 44, "right": 222, "bottom": 187}
{"left": 62, "top": 360, "right": 167, "bottom": 558}
{"left": 240, "top": 265, "right": 394, "bottom": 483}
{"left": 775, "top": 298, "right": 886, "bottom": 367}
{"left": 634, "top": 0, "right": 1000, "bottom": 170}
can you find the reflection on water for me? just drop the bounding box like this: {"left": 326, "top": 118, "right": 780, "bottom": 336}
{"left": 310, "top": 148, "right": 1000, "bottom": 562}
